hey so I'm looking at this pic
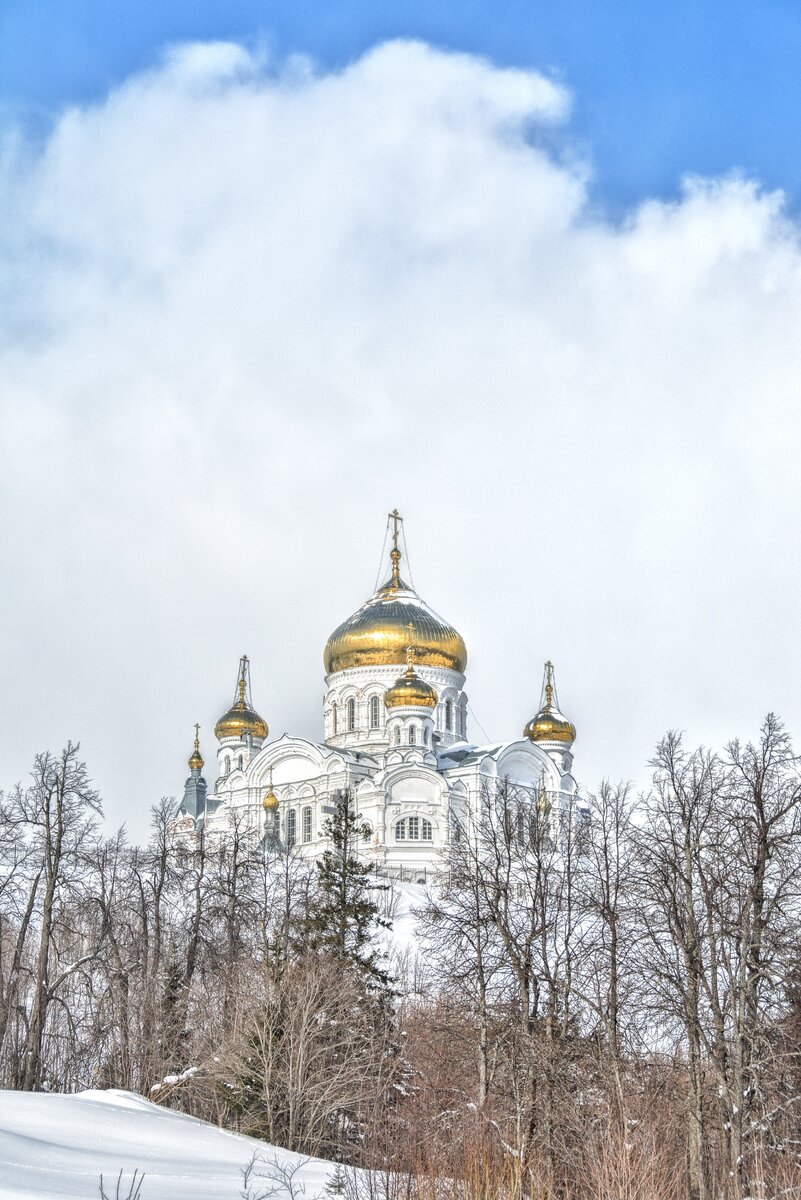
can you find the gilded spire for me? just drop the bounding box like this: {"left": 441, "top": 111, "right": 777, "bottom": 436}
{"left": 188, "top": 722, "right": 204, "bottom": 772}
{"left": 544, "top": 660, "right": 554, "bottom": 708}
{"left": 237, "top": 654, "right": 248, "bottom": 705}
{"left": 405, "top": 623, "right": 416, "bottom": 674}
{"left": 389, "top": 508, "right": 402, "bottom": 588}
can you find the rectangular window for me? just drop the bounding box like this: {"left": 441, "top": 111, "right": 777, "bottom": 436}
{"left": 302, "top": 807, "right": 312, "bottom": 843}
{"left": 408, "top": 816, "right": 419, "bottom": 840}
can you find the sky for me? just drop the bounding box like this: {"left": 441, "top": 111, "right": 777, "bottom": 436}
{"left": 2, "top": 2, "right": 801, "bottom": 840}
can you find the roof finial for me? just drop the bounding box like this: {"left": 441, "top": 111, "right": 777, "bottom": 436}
{"left": 188, "top": 723, "right": 204, "bottom": 772}
{"left": 544, "top": 660, "right": 554, "bottom": 708}
{"left": 389, "top": 508, "right": 402, "bottom": 587}
{"left": 405, "top": 623, "right": 417, "bottom": 674}
{"left": 237, "top": 655, "right": 248, "bottom": 704}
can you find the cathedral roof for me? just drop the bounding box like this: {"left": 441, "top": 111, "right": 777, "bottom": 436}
{"left": 324, "top": 512, "right": 467, "bottom": 675}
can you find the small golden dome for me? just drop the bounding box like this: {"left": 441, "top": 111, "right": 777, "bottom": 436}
{"left": 385, "top": 648, "right": 438, "bottom": 709}
{"left": 262, "top": 766, "right": 279, "bottom": 811}
{"left": 188, "top": 723, "right": 204, "bottom": 771}
{"left": 324, "top": 511, "right": 467, "bottom": 675}
{"left": 524, "top": 661, "right": 576, "bottom": 746}
{"left": 215, "top": 656, "right": 268, "bottom": 742}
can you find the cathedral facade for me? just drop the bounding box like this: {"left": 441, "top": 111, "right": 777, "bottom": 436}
{"left": 176, "top": 513, "right": 578, "bottom": 877}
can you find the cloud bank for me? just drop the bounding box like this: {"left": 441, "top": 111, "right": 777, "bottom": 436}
{"left": 2, "top": 40, "right": 801, "bottom": 837}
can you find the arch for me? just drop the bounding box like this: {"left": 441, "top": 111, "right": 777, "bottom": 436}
{"left": 347, "top": 698, "right": 356, "bottom": 732}
{"left": 223, "top": 755, "right": 231, "bottom": 775}
{"left": 445, "top": 700, "right": 453, "bottom": 732}
{"left": 369, "top": 694, "right": 380, "bottom": 729}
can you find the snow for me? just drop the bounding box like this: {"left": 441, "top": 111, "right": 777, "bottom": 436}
{"left": 0, "top": 1089, "right": 336, "bottom": 1199}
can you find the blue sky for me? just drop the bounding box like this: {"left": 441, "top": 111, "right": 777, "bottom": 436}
{"left": 4, "top": 4, "right": 801, "bottom": 834}
{"left": 3, "top": 0, "right": 801, "bottom": 210}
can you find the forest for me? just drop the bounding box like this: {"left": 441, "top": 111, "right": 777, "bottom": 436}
{"left": 1, "top": 716, "right": 801, "bottom": 1200}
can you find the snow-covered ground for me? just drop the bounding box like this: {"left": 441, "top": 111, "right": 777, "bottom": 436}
{"left": 0, "top": 1089, "right": 336, "bottom": 1199}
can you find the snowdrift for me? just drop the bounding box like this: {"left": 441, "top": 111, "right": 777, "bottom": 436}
{"left": 0, "top": 1089, "right": 335, "bottom": 1199}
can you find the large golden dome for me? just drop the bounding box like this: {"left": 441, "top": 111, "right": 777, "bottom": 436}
{"left": 324, "top": 518, "right": 467, "bottom": 676}
{"left": 215, "top": 656, "right": 268, "bottom": 742}
{"left": 524, "top": 661, "right": 576, "bottom": 746}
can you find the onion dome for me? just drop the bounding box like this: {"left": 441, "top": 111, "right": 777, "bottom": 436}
{"left": 262, "top": 769, "right": 279, "bottom": 811}
{"left": 188, "top": 723, "right": 204, "bottom": 772}
{"left": 324, "top": 510, "right": 467, "bottom": 675}
{"left": 524, "top": 661, "right": 576, "bottom": 745}
{"left": 385, "top": 647, "right": 438, "bottom": 709}
{"left": 214, "top": 655, "right": 268, "bottom": 741}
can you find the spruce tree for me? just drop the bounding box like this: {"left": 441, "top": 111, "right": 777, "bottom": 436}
{"left": 299, "top": 788, "right": 391, "bottom": 989}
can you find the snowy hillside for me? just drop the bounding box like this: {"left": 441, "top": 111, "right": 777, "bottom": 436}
{"left": 0, "top": 1089, "right": 336, "bottom": 1200}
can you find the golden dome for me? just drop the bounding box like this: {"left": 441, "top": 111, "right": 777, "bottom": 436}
{"left": 324, "top": 513, "right": 467, "bottom": 675}
{"left": 188, "top": 723, "right": 204, "bottom": 771}
{"left": 262, "top": 767, "right": 279, "bottom": 811}
{"left": 215, "top": 656, "right": 268, "bottom": 742}
{"left": 524, "top": 661, "right": 576, "bottom": 746}
{"left": 385, "top": 648, "right": 438, "bottom": 709}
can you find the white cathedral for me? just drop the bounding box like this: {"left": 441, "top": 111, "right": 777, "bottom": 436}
{"left": 176, "top": 513, "right": 578, "bottom": 877}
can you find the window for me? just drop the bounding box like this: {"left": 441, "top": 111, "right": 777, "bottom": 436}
{"left": 331, "top": 702, "right": 337, "bottom": 734}
{"left": 237, "top": 754, "right": 243, "bottom": 771}
{"left": 347, "top": 698, "right": 356, "bottom": 732}
{"left": 287, "top": 809, "right": 297, "bottom": 847}
{"left": 408, "top": 725, "right": 417, "bottom": 746}
{"left": 223, "top": 755, "right": 231, "bottom": 775}
{"left": 423, "top": 726, "right": 429, "bottom": 746}
{"left": 445, "top": 700, "right": 453, "bottom": 732}
{"left": 370, "top": 695, "right": 380, "bottom": 728}
{"left": 394, "top": 726, "right": 401, "bottom": 745}
{"left": 302, "top": 806, "right": 313, "bottom": 843}
{"left": 395, "top": 817, "right": 434, "bottom": 842}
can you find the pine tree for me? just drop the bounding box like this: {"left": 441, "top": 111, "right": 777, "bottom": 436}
{"left": 299, "top": 789, "right": 392, "bottom": 989}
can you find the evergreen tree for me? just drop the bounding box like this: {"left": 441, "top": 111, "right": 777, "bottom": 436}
{"left": 299, "top": 789, "right": 392, "bottom": 988}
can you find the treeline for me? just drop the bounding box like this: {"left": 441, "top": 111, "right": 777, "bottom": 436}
{"left": 2, "top": 720, "right": 801, "bottom": 1200}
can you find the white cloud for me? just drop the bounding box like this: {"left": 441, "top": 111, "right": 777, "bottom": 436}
{"left": 2, "top": 39, "right": 801, "bottom": 837}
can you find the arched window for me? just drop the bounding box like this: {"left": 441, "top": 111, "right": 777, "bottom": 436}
{"left": 331, "top": 702, "right": 338, "bottom": 734}
{"left": 302, "top": 806, "right": 313, "bottom": 843}
{"left": 347, "top": 698, "right": 356, "bottom": 732}
{"left": 394, "top": 726, "right": 401, "bottom": 745}
{"left": 370, "top": 695, "right": 380, "bottom": 728}
{"left": 287, "top": 809, "right": 297, "bottom": 847}
{"left": 223, "top": 755, "right": 231, "bottom": 775}
{"left": 395, "top": 817, "right": 434, "bottom": 842}
{"left": 237, "top": 754, "right": 243, "bottom": 771}
{"left": 423, "top": 726, "right": 429, "bottom": 746}
{"left": 408, "top": 725, "right": 417, "bottom": 746}
{"left": 445, "top": 700, "right": 453, "bottom": 732}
